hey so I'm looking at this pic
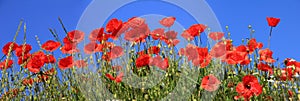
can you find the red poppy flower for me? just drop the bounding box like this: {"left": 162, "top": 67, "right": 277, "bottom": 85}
{"left": 109, "top": 46, "right": 124, "bottom": 59}
{"left": 266, "top": 17, "right": 280, "bottom": 27}
{"left": 67, "top": 30, "right": 85, "bottom": 43}
{"left": 43, "top": 55, "right": 56, "bottom": 64}
{"left": 135, "top": 54, "right": 151, "bottom": 68}
{"left": 209, "top": 32, "right": 224, "bottom": 41}
{"left": 181, "top": 30, "right": 194, "bottom": 41}
{"left": 84, "top": 42, "right": 98, "bottom": 54}
{"left": 42, "top": 40, "right": 61, "bottom": 52}
{"left": 225, "top": 50, "right": 249, "bottom": 65}
{"left": 63, "top": 37, "right": 74, "bottom": 44}
{"left": 193, "top": 47, "right": 212, "bottom": 68}
{"left": 22, "top": 78, "right": 34, "bottom": 86}
{"left": 178, "top": 48, "right": 185, "bottom": 56}
{"left": 154, "top": 58, "right": 169, "bottom": 70}
{"left": 165, "top": 30, "right": 177, "bottom": 40}
{"left": 257, "top": 62, "right": 273, "bottom": 75}
{"left": 247, "top": 38, "right": 263, "bottom": 54}
{"left": 210, "top": 43, "right": 226, "bottom": 59}
{"left": 124, "top": 23, "right": 150, "bottom": 42}
{"left": 181, "top": 44, "right": 199, "bottom": 61}
{"left": 127, "top": 17, "right": 146, "bottom": 28}
{"left": 106, "top": 18, "right": 123, "bottom": 40}
{"left": 210, "top": 40, "right": 232, "bottom": 59}
{"left": 106, "top": 18, "right": 122, "bottom": 33}
{"left": 58, "top": 56, "right": 74, "bottom": 70}
{"left": 62, "top": 36, "right": 69, "bottom": 43}
{"left": 159, "top": 16, "right": 176, "bottom": 27}
{"left": 284, "top": 58, "right": 297, "bottom": 66}
{"left": 27, "top": 51, "right": 46, "bottom": 73}
{"left": 180, "top": 44, "right": 211, "bottom": 67}
{"left": 150, "top": 56, "right": 169, "bottom": 70}
{"left": 235, "top": 45, "right": 248, "bottom": 53}
{"left": 187, "top": 24, "right": 207, "bottom": 37}
{"left": 201, "top": 74, "right": 221, "bottom": 92}
{"left": 15, "top": 44, "right": 32, "bottom": 57}
{"left": 283, "top": 58, "right": 300, "bottom": 75}
{"left": 259, "top": 48, "right": 275, "bottom": 63}
{"left": 61, "top": 43, "right": 80, "bottom": 54}
{"left": 150, "top": 28, "right": 165, "bottom": 40}
{"left": 74, "top": 60, "right": 88, "bottom": 68}
{"left": 2, "top": 42, "right": 18, "bottom": 55}
{"left": 0, "top": 59, "right": 14, "bottom": 70}
{"left": 235, "top": 75, "right": 262, "bottom": 100}
{"left": 89, "top": 28, "right": 110, "bottom": 42}
{"left": 149, "top": 55, "right": 161, "bottom": 66}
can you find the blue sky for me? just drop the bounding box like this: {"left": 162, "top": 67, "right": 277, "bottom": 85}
{"left": 0, "top": 0, "right": 299, "bottom": 63}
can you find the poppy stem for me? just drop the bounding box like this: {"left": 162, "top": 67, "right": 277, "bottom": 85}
{"left": 268, "top": 27, "right": 273, "bottom": 49}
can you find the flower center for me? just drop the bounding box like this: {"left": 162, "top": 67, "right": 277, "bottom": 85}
{"left": 246, "top": 84, "right": 251, "bottom": 89}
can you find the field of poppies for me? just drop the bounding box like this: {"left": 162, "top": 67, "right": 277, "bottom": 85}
{"left": 0, "top": 16, "right": 299, "bottom": 101}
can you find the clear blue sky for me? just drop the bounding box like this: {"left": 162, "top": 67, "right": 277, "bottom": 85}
{"left": 0, "top": 0, "right": 299, "bottom": 63}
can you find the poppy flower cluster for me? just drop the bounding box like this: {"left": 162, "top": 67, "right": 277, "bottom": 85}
{"left": 178, "top": 37, "right": 267, "bottom": 67}
{"left": 179, "top": 44, "right": 211, "bottom": 68}
{"left": 2, "top": 16, "right": 300, "bottom": 101}
{"left": 1, "top": 41, "right": 58, "bottom": 73}
{"left": 135, "top": 46, "right": 169, "bottom": 70}
{"left": 150, "top": 19, "right": 180, "bottom": 46}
